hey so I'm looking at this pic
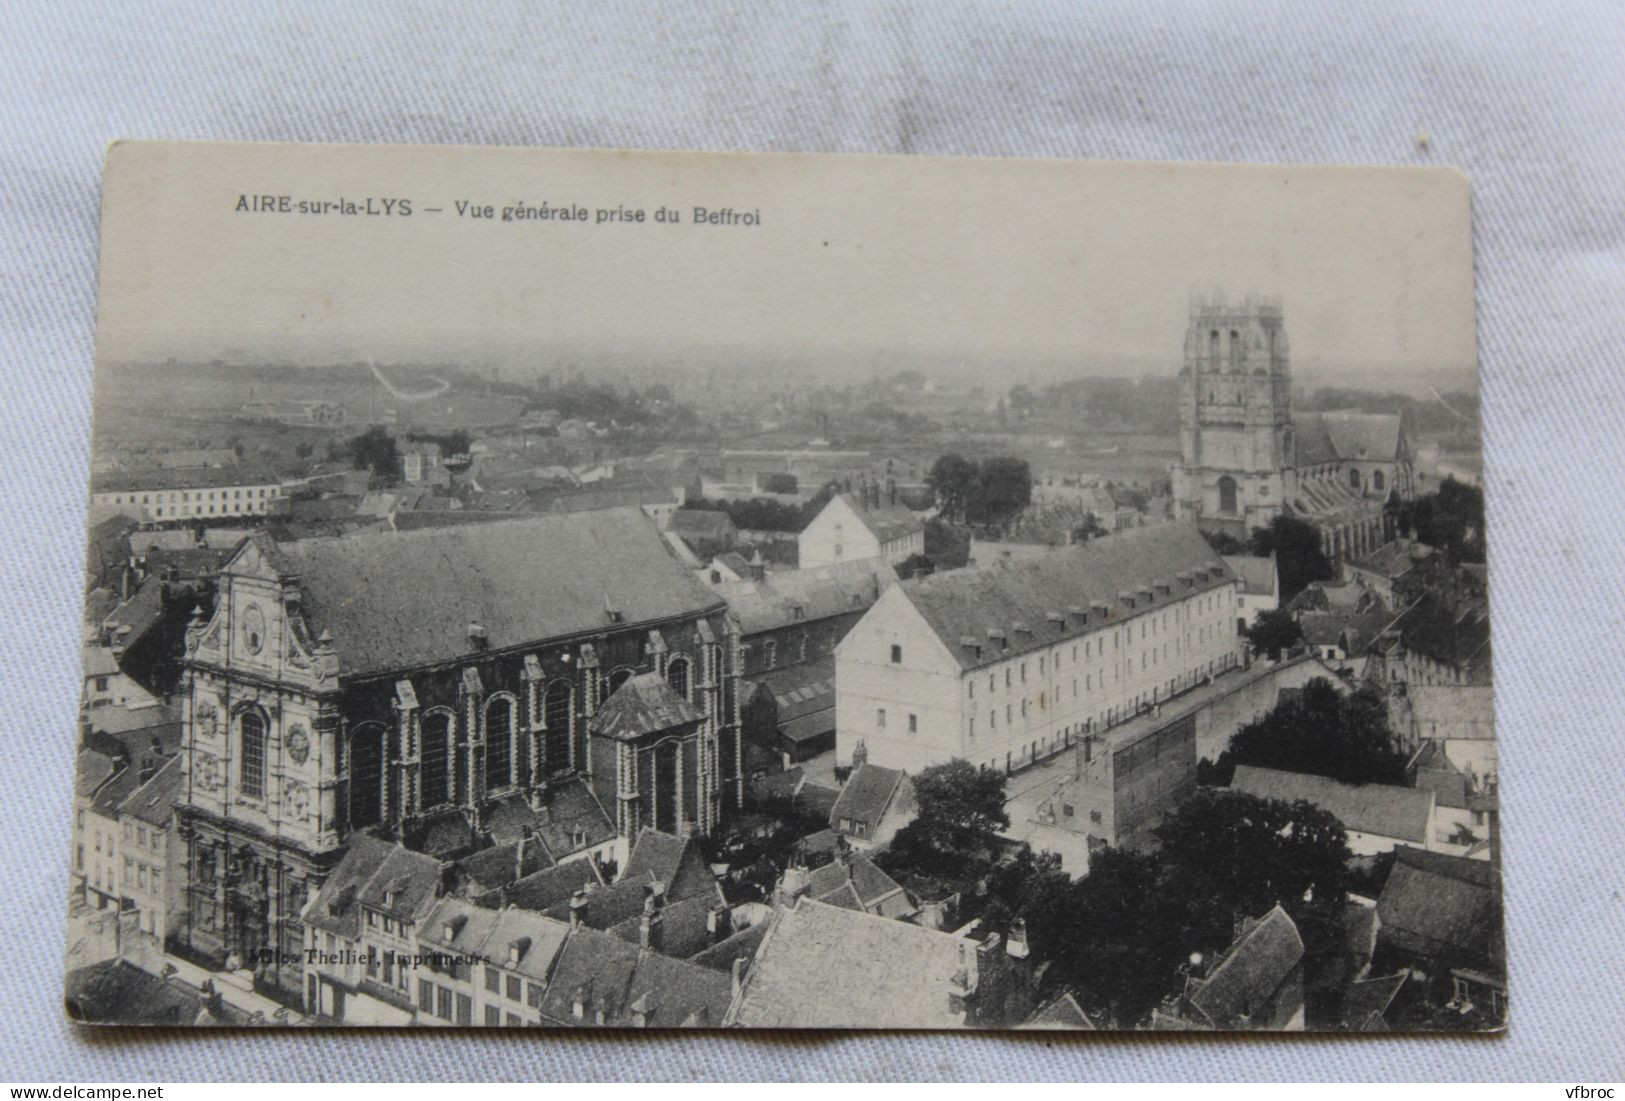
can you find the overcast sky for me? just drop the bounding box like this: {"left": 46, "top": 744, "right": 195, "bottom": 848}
{"left": 96, "top": 142, "right": 1478, "bottom": 382}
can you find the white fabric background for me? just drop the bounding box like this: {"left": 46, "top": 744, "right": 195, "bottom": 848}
{"left": 2, "top": 0, "right": 1622, "bottom": 1081}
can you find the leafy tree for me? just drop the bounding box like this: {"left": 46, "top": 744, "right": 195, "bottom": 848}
{"left": 1249, "top": 514, "right": 1333, "bottom": 602}
{"left": 885, "top": 759, "right": 1008, "bottom": 879}
{"left": 966, "top": 457, "right": 1032, "bottom": 531}
{"left": 346, "top": 425, "right": 400, "bottom": 480}
{"left": 1396, "top": 477, "right": 1486, "bottom": 564}
{"left": 1245, "top": 607, "right": 1303, "bottom": 660}
{"left": 1065, "top": 848, "right": 1194, "bottom": 1024}
{"left": 1153, "top": 788, "right": 1352, "bottom": 966}
{"left": 762, "top": 472, "right": 798, "bottom": 495}
{"left": 895, "top": 552, "right": 934, "bottom": 580}
{"left": 927, "top": 453, "right": 976, "bottom": 522}
{"left": 923, "top": 518, "right": 970, "bottom": 569}
{"left": 1202, "top": 529, "right": 1247, "bottom": 556}
{"left": 1203, "top": 679, "right": 1409, "bottom": 788}
{"left": 1071, "top": 514, "right": 1108, "bottom": 544}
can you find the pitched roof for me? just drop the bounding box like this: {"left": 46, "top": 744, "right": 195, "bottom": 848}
{"left": 1230, "top": 765, "right": 1433, "bottom": 843}
{"left": 91, "top": 463, "right": 282, "bottom": 494}
{"left": 589, "top": 673, "right": 704, "bottom": 741}
{"left": 894, "top": 523, "right": 1233, "bottom": 671}
{"left": 1339, "top": 972, "right": 1407, "bottom": 1031}
{"left": 355, "top": 844, "right": 445, "bottom": 922}
{"left": 830, "top": 763, "right": 906, "bottom": 831}
{"left": 1021, "top": 992, "right": 1095, "bottom": 1030}
{"left": 75, "top": 750, "right": 117, "bottom": 799}
{"left": 116, "top": 755, "right": 182, "bottom": 827}
{"left": 1380, "top": 592, "right": 1493, "bottom": 679}
{"left": 688, "top": 918, "right": 770, "bottom": 972}
{"left": 1292, "top": 412, "right": 1403, "bottom": 466}
{"left": 65, "top": 958, "right": 251, "bottom": 1027}
{"left": 260, "top": 508, "right": 724, "bottom": 679}
{"left": 666, "top": 509, "right": 735, "bottom": 537}
{"left": 503, "top": 860, "right": 605, "bottom": 912}
{"left": 541, "top": 872, "right": 657, "bottom": 930}
{"left": 714, "top": 558, "right": 894, "bottom": 634}
{"left": 1186, "top": 905, "right": 1304, "bottom": 1029}
{"left": 1347, "top": 539, "right": 1436, "bottom": 580}
{"left": 831, "top": 492, "right": 922, "bottom": 544}
{"left": 1408, "top": 685, "right": 1496, "bottom": 741}
{"left": 530, "top": 776, "right": 618, "bottom": 861}
{"left": 805, "top": 855, "right": 909, "bottom": 917}
{"left": 726, "top": 899, "right": 976, "bottom": 1029}
{"left": 305, "top": 832, "right": 401, "bottom": 939}
{"left": 1376, "top": 847, "right": 1501, "bottom": 965}
{"left": 418, "top": 895, "right": 503, "bottom": 956}
{"left": 453, "top": 836, "right": 553, "bottom": 896}
{"left": 753, "top": 658, "right": 836, "bottom": 725}
{"left": 607, "top": 890, "right": 726, "bottom": 959}
{"left": 622, "top": 828, "right": 714, "bottom": 903}
{"left": 480, "top": 906, "right": 574, "bottom": 984}
{"left": 538, "top": 925, "right": 732, "bottom": 1026}
{"left": 1222, "top": 554, "right": 1277, "bottom": 597}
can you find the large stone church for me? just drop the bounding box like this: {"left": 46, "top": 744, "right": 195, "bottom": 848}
{"left": 1170, "top": 293, "right": 1414, "bottom": 564}
{"left": 171, "top": 508, "right": 741, "bottom": 1000}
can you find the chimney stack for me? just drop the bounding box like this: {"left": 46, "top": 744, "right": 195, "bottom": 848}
{"left": 731, "top": 956, "right": 748, "bottom": 999}
{"left": 1007, "top": 918, "right": 1030, "bottom": 961}
{"left": 706, "top": 903, "right": 733, "bottom": 943}
{"left": 851, "top": 740, "right": 868, "bottom": 770}
{"left": 639, "top": 882, "right": 665, "bottom": 951}
{"left": 568, "top": 889, "right": 588, "bottom": 930}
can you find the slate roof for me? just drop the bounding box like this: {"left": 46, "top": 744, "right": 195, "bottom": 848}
{"left": 830, "top": 763, "right": 907, "bottom": 832}
{"left": 533, "top": 777, "right": 619, "bottom": 861}
{"left": 75, "top": 750, "right": 117, "bottom": 799}
{"left": 65, "top": 958, "right": 251, "bottom": 1027}
{"left": 714, "top": 558, "right": 895, "bottom": 634}
{"left": 1021, "top": 992, "right": 1095, "bottom": 1030}
{"left": 453, "top": 836, "right": 553, "bottom": 898}
{"left": 1348, "top": 539, "right": 1436, "bottom": 581}
{"left": 1380, "top": 593, "right": 1493, "bottom": 679}
{"left": 305, "top": 832, "right": 400, "bottom": 939}
{"left": 502, "top": 859, "right": 605, "bottom": 913}
{"left": 666, "top": 509, "right": 735, "bottom": 537}
{"left": 418, "top": 895, "right": 503, "bottom": 958}
{"left": 1230, "top": 765, "right": 1433, "bottom": 843}
{"left": 1186, "top": 905, "right": 1304, "bottom": 1029}
{"left": 752, "top": 658, "right": 836, "bottom": 728}
{"left": 541, "top": 872, "right": 657, "bottom": 930}
{"left": 688, "top": 918, "right": 770, "bottom": 972}
{"left": 1222, "top": 553, "right": 1277, "bottom": 597}
{"left": 1408, "top": 686, "right": 1496, "bottom": 742}
{"left": 833, "top": 492, "right": 922, "bottom": 544}
{"left": 894, "top": 523, "right": 1233, "bottom": 671}
{"left": 589, "top": 673, "right": 704, "bottom": 741}
{"left": 1376, "top": 847, "right": 1501, "bottom": 966}
{"left": 607, "top": 890, "right": 727, "bottom": 959}
{"left": 1339, "top": 972, "right": 1407, "bottom": 1031}
{"left": 91, "top": 463, "right": 282, "bottom": 494}
{"left": 622, "top": 828, "right": 714, "bottom": 903}
{"left": 117, "top": 754, "right": 182, "bottom": 827}
{"left": 804, "top": 855, "right": 910, "bottom": 918}
{"left": 355, "top": 844, "right": 445, "bottom": 923}
{"left": 481, "top": 906, "right": 574, "bottom": 985}
{"left": 1292, "top": 412, "right": 1403, "bottom": 467}
{"left": 726, "top": 899, "right": 976, "bottom": 1029}
{"left": 538, "top": 925, "right": 732, "bottom": 1026}
{"left": 261, "top": 508, "right": 724, "bottom": 679}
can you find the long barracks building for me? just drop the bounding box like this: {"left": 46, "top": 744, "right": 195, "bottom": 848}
{"left": 834, "top": 524, "right": 1243, "bottom": 775}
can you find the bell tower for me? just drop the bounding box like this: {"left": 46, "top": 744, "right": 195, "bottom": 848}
{"left": 1172, "top": 292, "right": 1294, "bottom": 534}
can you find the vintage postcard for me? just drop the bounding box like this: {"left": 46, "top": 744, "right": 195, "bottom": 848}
{"left": 68, "top": 141, "right": 1499, "bottom": 1031}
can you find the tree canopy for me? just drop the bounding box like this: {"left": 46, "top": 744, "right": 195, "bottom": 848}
{"left": 1245, "top": 607, "right": 1304, "bottom": 660}
{"left": 1395, "top": 477, "right": 1486, "bottom": 564}
{"left": 1201, "top": 678, "right": 1409, "bottom": 787}
{"left": 1249, "top": 514, "right": 1333, "bottom": 601}
{"left": 346, "top": 425, "right": 400, "bottom": 480}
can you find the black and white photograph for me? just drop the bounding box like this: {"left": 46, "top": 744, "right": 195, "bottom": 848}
{"left": 63, "top": 141, "right": 1502, "bottom": 1033}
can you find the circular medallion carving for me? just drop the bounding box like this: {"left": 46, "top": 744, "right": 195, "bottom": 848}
{"left": 240, "top": 605, "right": 267, "bottom": 655}
{"left": 286, "top": 724, "right": 311, "bottom": 765}
{"left": 195, "top": 701, "right": 219, "bottom": 737}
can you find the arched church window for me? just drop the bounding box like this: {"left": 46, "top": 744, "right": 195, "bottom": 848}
{"left": 1349, "top": 468, "right": 1362, "bottom": 489}
{"left": 1372, "top": 470, "right": 1385, "bottom": 492}
{"left": 543, "top": 680, "right": 573, "bottom": 775}
{"left": 1218, "top": 476, "right": 1238, "bottom": 514}
{"left": 1229, "top": 330, "right": 1242, "bottom": 371}
{"left": 484, "top": 695, "right": 515, "bottom": 790}
{"left": 238, "top": 709, "right": 267, "bottom": 798}
{"left": 1208, "top": 329, "right": 1220, "bottom": 368}
{"left": 420, "top": 710, "right": 453, "bottom": 807}
{"left": 666, "top": 656, "right": 691, "bottom": 700}
{"left": 348, "top": 721, "right": 388, "bottom": 829}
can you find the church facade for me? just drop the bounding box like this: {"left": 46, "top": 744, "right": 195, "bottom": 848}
{"left": 171, "top": 508, "right": 741, "bottom": 1002}
{"left": 1170, "top": 294, "right": 1414, "bottom": 564}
